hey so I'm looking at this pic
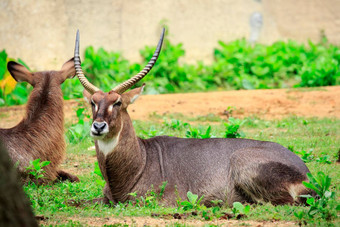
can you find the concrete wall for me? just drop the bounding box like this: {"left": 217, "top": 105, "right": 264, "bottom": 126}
{"left": 0, "top": 0, "right": 339, "bottom": 71}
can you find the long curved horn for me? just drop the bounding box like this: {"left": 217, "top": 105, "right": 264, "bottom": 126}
{"left": 112, "top": 28, "right": 165, "bottom": 94}
{"left": 74, "top": 30, "right": 100, "bottom": 94}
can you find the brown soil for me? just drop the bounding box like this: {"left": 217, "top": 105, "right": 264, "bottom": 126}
{"left": 1, "top": 86, "right": 339, "bottom": 128}
{"left": 44, "top": 216, "right": 297, "bottom": 227}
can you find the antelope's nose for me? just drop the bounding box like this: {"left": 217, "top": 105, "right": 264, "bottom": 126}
{"left": 93, "top": 122, "right": 107, "bottom": 132}
{"left": 92, "top": 121, "right": 108, "bottom": 134}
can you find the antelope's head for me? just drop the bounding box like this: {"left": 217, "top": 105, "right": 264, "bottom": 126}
{"left": 7, "top": 59, "right": 75, "bottom": 87}
{"left": 74, "top": 29, "right": 164, "bottom": 140}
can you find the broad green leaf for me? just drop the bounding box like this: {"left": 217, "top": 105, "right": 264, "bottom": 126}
{"left": 187, "top": 191, "right": 198, "bottom": 204}
{"left": 41, "top": 161, "right": 51, "bottom": 168}
{"left": 233, "top": 202, "right": 245, "bottom": 213}
{"left": 306, "top": 197, "right": 315, "bottom": 205}
{"left": 244, "top": 205, "right": 251, "bottom": 214}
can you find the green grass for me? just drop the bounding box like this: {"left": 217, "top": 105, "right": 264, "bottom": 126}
{"left": 22, "top": 115, "right": 339, "bottom": 226}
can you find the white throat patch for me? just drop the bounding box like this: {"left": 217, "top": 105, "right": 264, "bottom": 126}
{"left": 97, "top": 120, "right": 123, "bottom": 156}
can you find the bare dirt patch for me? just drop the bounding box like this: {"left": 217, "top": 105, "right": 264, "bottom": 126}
{"left": 44, "top": 216, "right": 297, "bottom": 227}
{"left": 1, "top": 86, "right": 339, "bottom": 128}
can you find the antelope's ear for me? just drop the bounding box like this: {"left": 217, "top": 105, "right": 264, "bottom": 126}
{"left": 83, "top": 89, "right": 92, "bottom": 104}
{"left": 60, "top": 58, "right": 76, "bottom": 81}
{"left": 7, "top": 61, "right": 33, "bottom": 85}
{"left": 122, "top": 84, "right": 145, "bottom": 107}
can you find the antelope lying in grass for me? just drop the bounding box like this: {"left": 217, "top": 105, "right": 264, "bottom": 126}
{"left": 0, "top": 59, "right": 79, "bottom": 183}
{"left": 74, "top": 29, "right": 313, "bottom": 206}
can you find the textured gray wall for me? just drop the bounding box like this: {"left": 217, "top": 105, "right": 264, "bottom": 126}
{"left": 0, "top": 0, "right": 339, "bottom": 71}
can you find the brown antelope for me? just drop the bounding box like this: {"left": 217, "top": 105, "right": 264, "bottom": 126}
{"left": 0, "top": 59, "right": 79, "bottom": 183}
{"left": 0, "top": 140, "right": 38, "bottom": 226}
{"left": 74, "top": 29, "right": 313, "bottom": 206}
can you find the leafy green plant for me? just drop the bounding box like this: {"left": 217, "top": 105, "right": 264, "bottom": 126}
{"left": 163, "top": 118, "right": 186, "bottom": 130}
{"left": 93, "top": 162, "right": 105, "bottom": 187}
{"left": 66, "top": 104, "right": 91, "bottom": 144}
{"left": 127, "top": 182, "right": 168, "bottom": 209}
{"left": 0, "top": 49, "right": 32, "bottom": 106}
{"left": 210, "top": 199, "right": 223, "bottom": 217}
{"left": 26, "top": 158, "right": 51, "bottom": 183}
{"left": 299, "top": 172, "right": 339, "bottom": 220}
{"left": 155, "top": 181, "right": 168, "bottom": 200}
{"left": 316, "top": 155, "right": 332, "bottom": 164}
{"left": 137, "top": 193, "right": 157, "bottom": 209}
{"left": 224, "top": 106, "right": 236, "bottom": 118}
{"left": 185, "top": 125, "right": 213, "bottom": 139}
{"left": 180, "top": 191, "right": 205, "bottom": 211}
{"left": 232, "top": 202, "right": 250, "bottom": 216}
{"left": 140, "top": 125, "right": 163, "bottom": 138}
{"left": 224, "top": 117, "right": 245, "bottom": 138}
{"left": 25, "top": 158, "right": 51, "bottom": 206}
{"left": 143, "top": 181, "right": 168, "bottom": 209}
{"left": 295, "top": 149, "right": 314, "bottom": 163}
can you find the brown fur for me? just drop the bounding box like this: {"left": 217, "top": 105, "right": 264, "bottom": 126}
{"left": 0, "top": 140, "right": 38, "bottom": 226}
{"left": 0, "top": 59, "right": 79, "bottom": 183}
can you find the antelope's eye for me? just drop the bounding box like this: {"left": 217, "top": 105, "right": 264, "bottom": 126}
{"left": 113, "top": 101, "right": 122, "bottom": 107}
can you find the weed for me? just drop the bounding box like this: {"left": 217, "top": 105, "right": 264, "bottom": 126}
{"left": 66, "top": 104, "right": 91, "bottom": 144}
{"left": 163, "top": 118, "right": 186, "bottom": 130}
{"left": 224, "top": 117, "right": 246, "bottom": 138}
{"left": 224, "top": 106, "right": 236, "bottom": 118}
{"left": 202, "top": 210, "right": 212, "bottom": 220}
{"left": 127, "top": 182, "right": 168, "bottom": 209}
{"left": 26, "top": 158, "right": 51, "bottom": 184}
{"left": 316, "top": 155, "right": 332, "bottom": 164}
{"left": 210, "top": 200, "right": 223, "bottom": 217}
{"left": 302, "top": 119, "right": 309, "bottom": 126}
{"left": 140, "top": 125, "right": 164, "bottom": 138}
{"left": 180, "top": 191, "right": 205, "bottom": 211}
{"left": 158, "top": 181, "right": 168, "bottom": 199}
{"left": 25, "top": 158, "right": 51, "bottom": 206}
{"left": 287, "top": 145, "right": 295, "bottom": 152}
{"left": 295, "top": 149, "right": 314, "bottom": 163}
{"left": 185, "top": 125, "right": 213, "bottom": 139}
{"left": 299, "top": 172, "right": 339, "bottom": 220}
{"left": 232, "top": 202, "right": 250, "bottom": 216}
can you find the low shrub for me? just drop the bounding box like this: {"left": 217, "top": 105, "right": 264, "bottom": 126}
{"left": 1, "top": 28, "right": 340, "bottom": 106}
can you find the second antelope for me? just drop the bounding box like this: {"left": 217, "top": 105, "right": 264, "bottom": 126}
{"left": 74, "top": 29, "right": 313, "bottom": 206}
{"left": 0, "top": 58, "right": 79, "bottom": 183}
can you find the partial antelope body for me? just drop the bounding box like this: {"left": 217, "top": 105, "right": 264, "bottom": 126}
{"left": 0, "top": 140, "right": 38, "bottom": 226}
{"left": 75, "top": 29, "right": 313, "bottom": 206}
{"left": 0, "top": 59, "right": 79, "bottom": 183}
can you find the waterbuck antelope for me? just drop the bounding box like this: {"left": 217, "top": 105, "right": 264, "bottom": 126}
{"left": 0, "top": 59, "right": 79, "bottom": 183}
{"left": 0, "top": 140, "right": 37, "bottom": 227}
{"left": 74, "top": 29, "right": 313, "bottom": 206}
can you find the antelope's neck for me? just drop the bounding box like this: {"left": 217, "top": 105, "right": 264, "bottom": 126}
{"left": 96, "top": 114, "right": 146, "bottom": 201}
{"left": 4, "top": 76, "right": 65, "bottom": 172}
{"left": 24, "top": 77, "right": 64, "bottom": 128}
{"left": 97, "top": 122, "right": 123, "bottom": 156}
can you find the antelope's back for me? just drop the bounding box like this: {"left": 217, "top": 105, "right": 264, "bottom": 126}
{"left": 141, "top": 136, "right": 309, "bottom": 182}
